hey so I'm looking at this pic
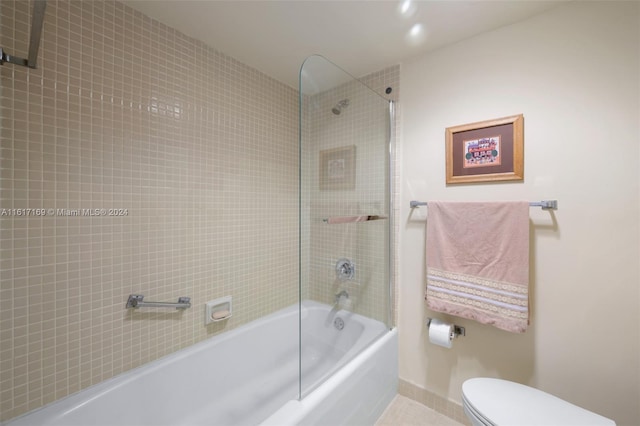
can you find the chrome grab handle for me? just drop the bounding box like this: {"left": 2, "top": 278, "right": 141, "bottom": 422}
{"left": 322, "top": 215, "right": 387, "bottom": 224}
{"left": 126, "top": 294, "right": 191, "bottom": 310}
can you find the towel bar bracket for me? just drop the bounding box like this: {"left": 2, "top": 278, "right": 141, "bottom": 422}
{"left": 532, "top": 200, "right": 558, "bottom": 210}
{"left": 0, "top": 0, "right": 47, "bottom": 69}
{"left": 0, "top": 48, "right": 29, "bottom": 67}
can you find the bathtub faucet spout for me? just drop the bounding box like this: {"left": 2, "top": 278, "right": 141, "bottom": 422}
{"left": 335, "top": 290, "right": 349, "bottom": 305}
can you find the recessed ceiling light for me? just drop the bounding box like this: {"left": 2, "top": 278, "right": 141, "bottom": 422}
{"left": 397, "top": 0, "right": 417, "bottom": 18}
{"left": 405, "top": 23, "right": 428, "bottom": 45}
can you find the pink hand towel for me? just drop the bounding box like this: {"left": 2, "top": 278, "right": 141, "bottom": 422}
{"left": 425, "top": 201, "right": 530, "bottom": 333}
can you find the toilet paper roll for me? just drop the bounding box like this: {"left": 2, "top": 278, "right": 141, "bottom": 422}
{"left": 428, "top": 318, "right": 453, "bottom": 349}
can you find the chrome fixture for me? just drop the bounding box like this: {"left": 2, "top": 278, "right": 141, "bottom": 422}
{"left": 335, "top": 258, "right": 355, "bottom": 280}
{"left": 126, "top": 294, "right": 191, "bottom": 310}
{"left": 332, "top": 290, "right": 351, "bottom": 312}
{"left": 322, "top": 215, "right": 387, "bottom": 224}
{"left": 409, "top": 199, "right": 558, "bottom": 210}
{"left": 335, "top": 290, "right": 349, "bottom": 304}
{"left": 0, "top": 0, "right": 47, "bottom": 69}
{"left": 331, "top": 99, "right": 350, "bottom": 115}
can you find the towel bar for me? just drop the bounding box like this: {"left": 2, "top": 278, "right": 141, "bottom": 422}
{"left": 409, "top": 200, "right": 558, "bottom": 210}
{"left": 322, "top": 215, "right": 387, "bottom": 224}
{"left": 126, "top": 294, "right": 191, "bottom": 310}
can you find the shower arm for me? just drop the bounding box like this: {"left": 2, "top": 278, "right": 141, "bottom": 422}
{"left": 0, "top": 0, "right": 47, "bottom": 69}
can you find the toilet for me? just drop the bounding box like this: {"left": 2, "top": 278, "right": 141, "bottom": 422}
{"left": 462, "top": 378, "right": 616, "bottom": 426}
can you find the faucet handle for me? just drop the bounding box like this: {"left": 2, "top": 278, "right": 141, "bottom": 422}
{"left": 335, "top": 258, "right": 355, "bottom": 280}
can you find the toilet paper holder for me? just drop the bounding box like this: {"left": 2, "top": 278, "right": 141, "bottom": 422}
{"left": 426, "top": 318, "right": 466, "bottom": 338}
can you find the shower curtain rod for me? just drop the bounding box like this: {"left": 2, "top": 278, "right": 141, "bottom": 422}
{"left": 409, "top": 200, "right": 558, "bottom": 210}
{"left": 0, "top": 0, "right": 47, "bottom": 69}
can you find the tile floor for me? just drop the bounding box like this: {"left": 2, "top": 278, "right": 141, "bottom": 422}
{"left": 375, "top": 395, "right": 465, "bottom": 426}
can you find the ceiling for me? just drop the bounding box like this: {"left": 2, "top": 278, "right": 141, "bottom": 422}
{"left": 123, "top": 0, "right": 566, "bottom": 89}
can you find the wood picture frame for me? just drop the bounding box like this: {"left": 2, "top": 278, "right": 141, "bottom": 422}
{"left": 445, "top": 114, "right": 524, "bottom": 184}
{"left": 319, "top": 145, "right": 356, "bottom": 190}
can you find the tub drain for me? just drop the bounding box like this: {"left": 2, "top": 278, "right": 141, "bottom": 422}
{"left": 333, "top": 317, "right": 345, "bottom": 330}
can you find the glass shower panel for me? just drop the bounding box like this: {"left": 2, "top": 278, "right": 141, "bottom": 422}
{"left": 299, "top": 55, "right": 391, "bottom": 398}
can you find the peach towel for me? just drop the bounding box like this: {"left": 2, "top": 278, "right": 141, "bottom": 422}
{"left": 425, "top": 201, "right": 530, "bottom": 333}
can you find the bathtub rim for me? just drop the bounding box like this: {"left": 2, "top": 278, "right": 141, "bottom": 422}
{"left": 2, "top": 300, "right": 392, "bottom": 426}
{"left": 260, "top": 326, "right": 398, "bottom": 426}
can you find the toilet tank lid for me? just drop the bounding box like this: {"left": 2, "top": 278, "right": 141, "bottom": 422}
{"left": 462, "top": 378, "right": 616, "bottom": 426}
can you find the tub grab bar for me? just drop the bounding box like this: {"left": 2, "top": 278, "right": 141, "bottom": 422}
{"left": 126, "top": 294, "right": 191, "bottom": 309}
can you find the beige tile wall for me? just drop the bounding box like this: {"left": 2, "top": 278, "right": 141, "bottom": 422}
{"left": 301, "top": 64, "right": 399, "bottom": 325}
{"left": 0, "top": 0, "right": 298, "bottom": 421}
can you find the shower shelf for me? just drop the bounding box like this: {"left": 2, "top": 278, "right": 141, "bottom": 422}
{"left": 322, "top": 215, "right": 387, "bottom": 224}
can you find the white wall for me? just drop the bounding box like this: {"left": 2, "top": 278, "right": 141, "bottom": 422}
{"left": 398, "top": 2, "right": 639, "bottom": 425}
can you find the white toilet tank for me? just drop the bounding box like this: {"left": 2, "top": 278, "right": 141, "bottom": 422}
{"left": 462, "top": 378, "right": 616, "bottom": 426}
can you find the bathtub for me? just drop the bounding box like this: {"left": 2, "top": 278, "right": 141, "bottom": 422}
{"left": 4, "top": 301, "right": 398, "bottom": 426}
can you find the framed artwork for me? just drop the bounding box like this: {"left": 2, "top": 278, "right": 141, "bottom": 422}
{"left": 445, "top": 114, "right": 524, "bottom": 184}
{"left": 319, "top": 145, "right": 356, "bottom": 190}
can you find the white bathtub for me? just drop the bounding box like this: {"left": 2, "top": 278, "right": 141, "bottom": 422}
{"left": 4, "top": 301, "right": 397, "bottom": 426}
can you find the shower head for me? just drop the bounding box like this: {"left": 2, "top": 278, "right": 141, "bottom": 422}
{"left": 332, "top": 99, "right": 350, "bottom": 115}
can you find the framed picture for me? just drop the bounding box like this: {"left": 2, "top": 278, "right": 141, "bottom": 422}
{"left": 445, "top": 114, "right": 524, "bottom": 184}
{"left": 319, "top": 145, "right": 356, "bottom": 190}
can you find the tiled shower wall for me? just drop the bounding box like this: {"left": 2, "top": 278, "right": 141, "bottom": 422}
{"left": 302, "top": 66, "right": 400, "bottom": 324}
{"left": 0, "top": 0, "right": 298, "bottom": 421}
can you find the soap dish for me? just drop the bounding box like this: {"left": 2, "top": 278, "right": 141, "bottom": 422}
{"left": 205, "top": 296, "right": 232, "bottom": 325}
